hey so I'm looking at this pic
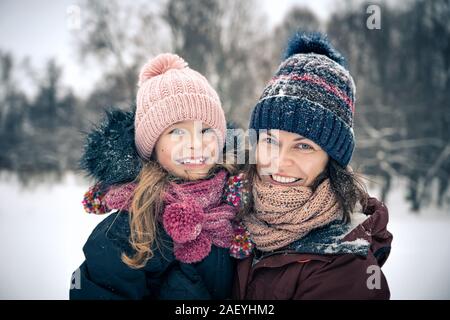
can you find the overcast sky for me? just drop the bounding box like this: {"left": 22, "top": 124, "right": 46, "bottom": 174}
{"left": 0, "top": 0, "right": 336, "bottom": 97}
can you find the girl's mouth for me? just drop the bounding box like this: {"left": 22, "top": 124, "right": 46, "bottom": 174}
{"left": 270, "top": 174, "right": 302, "bottom": 185}
{"left": 176, "top": 157, "right": 208, "bottom": 166}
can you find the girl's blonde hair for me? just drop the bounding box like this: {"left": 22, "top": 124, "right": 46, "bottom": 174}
{"left": 121, "top": 155, "right": 237, "bottom": 269}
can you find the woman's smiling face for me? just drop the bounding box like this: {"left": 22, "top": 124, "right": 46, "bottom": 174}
{"left": 256, "top": 129, "right": 329, "bottom": 187}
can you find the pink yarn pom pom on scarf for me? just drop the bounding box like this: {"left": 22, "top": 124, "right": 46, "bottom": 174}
{"left": 163, "top": 170, "right": 236, "bottom": 263}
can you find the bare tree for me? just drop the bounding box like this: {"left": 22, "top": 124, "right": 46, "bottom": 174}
{"left": 162, "top": 0, "right": 271, "bottom": 126}
{"left": 271, "top": 7, "right": 322, "bottom": 61}
{"left": 328, "top": 0, "right": 450, "bottom": 210}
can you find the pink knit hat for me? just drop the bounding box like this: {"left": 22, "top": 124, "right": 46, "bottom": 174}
{"left": 135, "top": 53, "right": 226, "bottom": 160}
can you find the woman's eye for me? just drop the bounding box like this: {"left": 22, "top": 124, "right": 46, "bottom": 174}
{"left": 297, "top": 143, "right": 313, "bottom": 150}
{"left": 169, "top": 128, "right": 185, "bottom": 135}
{"left": 202, "top": 128, "right": 213, "bottom": 134}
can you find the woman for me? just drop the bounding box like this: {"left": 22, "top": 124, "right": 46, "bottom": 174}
{"left": 226, "top": 32, "right": 393, "bottom": 300}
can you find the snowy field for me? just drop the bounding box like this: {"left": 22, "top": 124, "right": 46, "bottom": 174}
{"left": 0, "top": 172, "right": 449, "bottom": 300}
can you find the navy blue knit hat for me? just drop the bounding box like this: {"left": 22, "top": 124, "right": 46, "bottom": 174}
{"left": 249, "top": 32, "right": 355, "bottom": 166}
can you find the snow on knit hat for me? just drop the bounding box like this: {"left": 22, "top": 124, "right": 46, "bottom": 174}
{"left": 249, "top": 32, "right": 356, "bottom": 166}
{"left": 135, "top": 53, "right": 226, "bottom": 160}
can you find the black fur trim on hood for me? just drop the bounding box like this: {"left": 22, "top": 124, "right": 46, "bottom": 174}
{"left": 79, "top": 107, "right": 142, "bottom": 188}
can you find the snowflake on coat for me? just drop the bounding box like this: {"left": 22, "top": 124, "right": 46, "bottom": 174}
{"left": 223, "top": 173, "right": 254, "bottom": 259}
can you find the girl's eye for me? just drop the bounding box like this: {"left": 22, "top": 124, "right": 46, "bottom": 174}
{"left": 169, "top": 128, "right": 185, "bottom": 135}
{"left": 297, "top": 143, "right": 313, "bottom": 150}
{"left": 264, "top": 137, "right": 278, "bottom": 145}
{"left": 202, "top": 128, "right": 213, "bottom": 134}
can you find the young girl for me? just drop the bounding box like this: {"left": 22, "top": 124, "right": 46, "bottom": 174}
{"left": 226, "top": 32, "right": 393, "bottom": 299}
{"left": 70, "top": 53, "right": 237, "bottom": 299}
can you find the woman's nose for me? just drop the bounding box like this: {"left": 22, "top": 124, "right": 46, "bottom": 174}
{"left": 277, "top": 149, "right": 295, "bottom": 168}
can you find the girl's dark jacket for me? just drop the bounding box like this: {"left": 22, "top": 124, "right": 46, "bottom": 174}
{"left": 232, "top": 197, "right": 393, "bottom": 300}
{"left": 70, "top": 109, "right": 235, "bottom": 300}
{"left": 70, "top": 211, "right": 234, "bottom": 299}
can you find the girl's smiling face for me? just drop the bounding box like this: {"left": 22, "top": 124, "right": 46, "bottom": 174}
{"left": 154, "top": 120, "right": 220, "bottom": 180}
{"left": 256, "top": 129, "right": 329, "bottom": 187}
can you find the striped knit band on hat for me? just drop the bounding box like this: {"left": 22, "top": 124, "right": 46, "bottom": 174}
{"left": 249, "top": 32, "right": 356, "bottom": 166}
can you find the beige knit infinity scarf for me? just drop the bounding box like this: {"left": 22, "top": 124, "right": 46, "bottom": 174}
{"left": 243, "top": 177, "right": 343, "bottom": 252}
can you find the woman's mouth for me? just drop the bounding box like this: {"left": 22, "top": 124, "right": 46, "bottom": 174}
{"left": 270, "top": 174, "right": 302, "bottom": 185}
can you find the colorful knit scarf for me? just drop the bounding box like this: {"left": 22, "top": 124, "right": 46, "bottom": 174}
{"left": 243, "top": 177, "right": 343, "bottom": 252}
{"left": 99, "top": 170, "right": 236, "bottom": 263}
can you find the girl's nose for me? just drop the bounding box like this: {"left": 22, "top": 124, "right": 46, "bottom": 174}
{"left": 189, "top": 132, "right": 203, "bottom": 150}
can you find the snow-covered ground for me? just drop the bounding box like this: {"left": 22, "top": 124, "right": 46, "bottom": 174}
{"left": 0, "top": 172, "right": 104, "bottom": 300}
{"left": 378, "top": 180, "right": 450, "bottom": 299}
{"left": 0, "top": 173, "right": 449, "bottom": 299}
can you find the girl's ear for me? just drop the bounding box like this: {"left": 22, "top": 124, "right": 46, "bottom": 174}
{"left": 80, "top": 106, "right": 142, "bottom": 188}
